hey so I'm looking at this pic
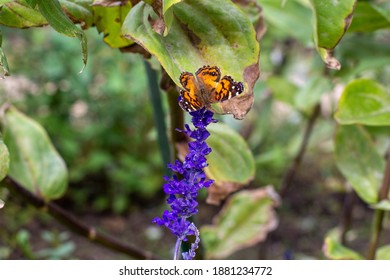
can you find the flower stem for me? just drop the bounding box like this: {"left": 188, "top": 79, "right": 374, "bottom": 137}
{"left": 174, "top": 238, "right": 182, "bottom": 260}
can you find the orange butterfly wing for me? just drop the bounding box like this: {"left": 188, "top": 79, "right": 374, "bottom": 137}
{"left": 179, "top": 72, "right": 204, "bottom": 112}
{"left": 195, "top": 65, "right": 221, "bottom": 94}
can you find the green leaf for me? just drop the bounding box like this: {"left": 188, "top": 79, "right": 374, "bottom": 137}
{"left": 0, "top": 0, "right": 14, "bottom": 4}
{"left": 377, "top": 245, "right": 390, "bottom": 260}
{"left": 348, "top": 2, "right": 390, "bottom": 33}
{"left": 0, "top": 0, "right": 93, "bottom": 28}
{"left": 259, "top": 0, "right": 313, "bottom": 45}
{"left": 122, "top": 0, "right": 260, "bottom": 119}
{"left": 0, "top": 0, "right": 90, "bottom": 70}
{"left": 206, "top": 123, "right": 255, "bottom": 185}
{"left": 162, "top": 0, "right": 183, "bottom": 36}
{"left": 0, "top": 133, "right": 9, "bottom": 182}
{"left": 93, "top": 1, "right": 134, "bottom": 48}
{"left": 310, "top": 0, "right": 356, "bottom": 69}
{"left": 25, "top": 0, "right": 37, "bottom": 7}
{"left": 0, "top": 29, "right": 9, "bottom": 77}
{"left": 335, "top": 125, "right": 384, "bottom": 204}
{"left": 201, "top": 186, "right": 279, "bottom": 259}
{"left": 60, "top": 0, "right": 94, "bottom": 29}
{"left": 335, "top": 79, "right": 390, "bottom": 126}
{"left": 36, "top": 0, "right": 88, "bottom": 71}
{"left": 0, "top": 0, "right": 47, "bottom": 27}
{"left": 2, "top": 106, "right": 68, "bottom": 201}
{"left": 371, "top": 200, "right": 390, "bottom": 211}
{"left": 323, "top": 235, "right": 363, "bottom": 260}
{"left": 163, "top": 0, "right": 182, "bottom": 14}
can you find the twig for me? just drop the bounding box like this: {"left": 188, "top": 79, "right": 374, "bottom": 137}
{"left": 279, "top": 103, "right": 321, "bottom": 197}
{"left": 339, "top": 189, "right": 356, "bottom": 245}
{"left": 6, "top": 177, "right": 159, "bottom": 260}
{"left": 367, "top": 146, "right": 390, "bottom": 259}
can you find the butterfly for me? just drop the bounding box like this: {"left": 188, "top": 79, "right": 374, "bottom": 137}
{"left": 178, "top": 65, "right": 244, "bottom": 112}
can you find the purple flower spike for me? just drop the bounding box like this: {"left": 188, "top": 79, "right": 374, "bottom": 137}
{"left": 153, "top": 108, "right": 216, "bottom": 260}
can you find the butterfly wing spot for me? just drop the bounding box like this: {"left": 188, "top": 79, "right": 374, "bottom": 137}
{"left": 231, "top": 81, "right": 244, "bottom": 95}
{"left": 195, "top": 65, "right": 221, "bottom": 81}
{"left": 212, "top": 75, "right": 244, "bottom": 102}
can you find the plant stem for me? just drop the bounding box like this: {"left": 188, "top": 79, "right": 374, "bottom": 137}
{"left": 6, "top": 177, "right": 159, "bottom": 260}
{"left": 280, "top": 103, "right": 321, "bottom": 196}
{"left": 366, "top": 145, "right": 390, "bottom": 259}
{"left": 174, "top": 238, "right": 182, "bottom": 260}
{"left": 340, "top": 190, "right": 356, "bottom": 245}
{"left": 367, "top": 210, "right": 385, "bottom": 260}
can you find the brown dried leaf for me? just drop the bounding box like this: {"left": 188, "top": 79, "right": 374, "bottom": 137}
{"left": 206, "top": 181, "right": 244, "bottom": 206}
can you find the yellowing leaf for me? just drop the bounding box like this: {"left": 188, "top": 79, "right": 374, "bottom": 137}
{"left": 93, "top": 1, "right": 134, "bottom": 48}
{"left": 323, "top": 236, "right": 363, "bottom": 260}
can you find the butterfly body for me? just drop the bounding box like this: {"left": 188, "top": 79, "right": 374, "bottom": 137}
{"left": 178, "top": 65, "right": 244, "bottom": 112}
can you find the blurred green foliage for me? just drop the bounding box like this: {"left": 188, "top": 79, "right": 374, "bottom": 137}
{"left": 0, "top": 28, "right": 164, "bottom": 213}
{"left": 1, "top": 0, "right": 390, "bottom": 260}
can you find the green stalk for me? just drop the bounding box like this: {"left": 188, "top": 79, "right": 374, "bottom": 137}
{"left": 144, "top": 61, "right": 171, "bottom": 174}
{"left": 367, "top": 210, "right": 385, "bottom": 259}
{"left": 366, "top": 145, "right": 390, "bottom": 259}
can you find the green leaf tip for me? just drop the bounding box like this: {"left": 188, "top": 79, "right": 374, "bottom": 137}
{"left": 37, "top": 0, "right": 88, "bottom": 72}
{"left": 310, "top": 0, "right": 357, "bottom": 69}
